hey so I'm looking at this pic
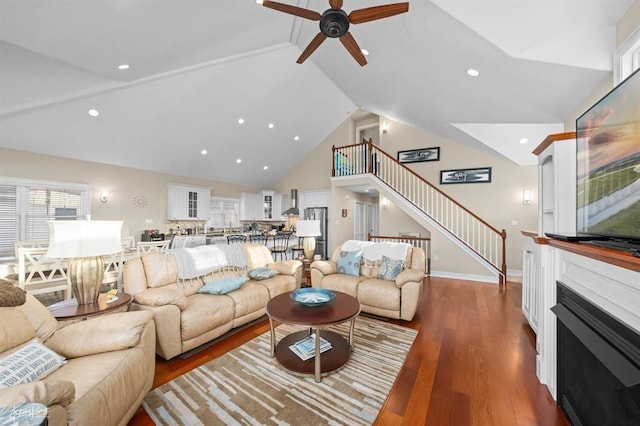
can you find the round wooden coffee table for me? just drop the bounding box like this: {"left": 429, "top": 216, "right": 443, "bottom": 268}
{"left": 266, "top": 290, "right": 360, "bottom": 382}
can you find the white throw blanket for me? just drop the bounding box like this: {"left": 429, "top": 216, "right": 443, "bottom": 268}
{"left": 341, "top": 240, "right": 411, "bottom": 261}
{"left": 216, "top": 244, "right": 247, "bottom": 268}
{"left": 171, "top": 245, "right": 228, "bottom": 280}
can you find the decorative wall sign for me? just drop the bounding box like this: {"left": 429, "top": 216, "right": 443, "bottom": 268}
{"left": 397, "top": 147, "right": 440, "bottom": 163}
{"left": 440, "top": 167, "right": 492, "bottom": 184}
{"left": 132, "top": 195, "right": 149, "bottom": 208}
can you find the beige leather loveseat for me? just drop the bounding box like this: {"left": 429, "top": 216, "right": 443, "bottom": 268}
{"left": 0, "top": 293, "right": 156, "bottom": 426}
{"left": 124, "top": 243, "right": 302, "bottom": 360}
{"left": 311, "top": 240, "right": 426, "bottom": 321}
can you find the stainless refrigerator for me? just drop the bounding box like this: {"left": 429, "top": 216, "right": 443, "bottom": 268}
{"left": 304, "top": 207, "right": 328, "bottom": 260}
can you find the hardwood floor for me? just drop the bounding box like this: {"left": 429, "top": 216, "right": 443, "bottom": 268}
{"left": 128, "top": 277, "right": 569, "bottom": 425}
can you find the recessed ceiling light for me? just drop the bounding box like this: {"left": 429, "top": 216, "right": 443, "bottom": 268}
{"left": 520, "top": 138, "right": 529, "bottom": 144}
{"left": 294, "top": 136, "right": 300, "bottom": 141}
{"left": 263, "top": 166, "right": 269, "bottom": 170}
{"left": 236, "top": 158, "right": 242, "bottom": 164}
{"left": 255, "top": 0, "right": 263, "bottom": 3}
{"left": 268, "top": 123, "right": 274, "bottom": 129}
{"left": 466, "top": 69, "right": 480, "bottom": 77}
{"left": 361, "top": 49, "right": 369, "bottom": 56}
{"left": 88, "top": 109, "right": 100, "bottom": 117}
{"left": 117, "top": 64, "right": 129, "bottom": 70}
{"left": 201, "top": 149, "right": 208, "bottom": 155}
{"left": 238, "top": 118, "right": 244, "bottom": 124}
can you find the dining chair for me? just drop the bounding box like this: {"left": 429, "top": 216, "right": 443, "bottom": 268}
{"left": 248, "top": 234, "right": 267, "bottom": 244}
{"left": 227, "top": 234, "right": 248, "bottom": 244}
{"left": 136, "top": 240, "right": 171, "bottom": 256}
{"left": 289, "top": 237, "right": 305, "bottom": 260}
{"left": 269, "top": 233, "right": 290, "bottom": 261}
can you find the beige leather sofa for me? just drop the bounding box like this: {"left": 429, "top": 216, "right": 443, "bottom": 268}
{"left": 311, "top": 241, "right": 426, "bottom": 321}
{"left": 123, "top": 243, "right": 302, "bottom": 360}
{"left": 0, "top": 293, "right": 156, "bottom": 426}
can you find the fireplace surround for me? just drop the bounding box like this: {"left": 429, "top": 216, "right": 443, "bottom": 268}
{"left": 553, "top": 282, "right": 640, "bottom": 425}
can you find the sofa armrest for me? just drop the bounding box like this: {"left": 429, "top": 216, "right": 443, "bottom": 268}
{"left": 45, "top": 311, "right": 154, "bottom": 358}
{"left": 133, "top": 286, "right": 188, "bottom": 310}
{"left": 395, "top": 268, "right": 425, "bottom": 287}
{"left": 0, "top": 380, "right": 75, "bottom": 407}
{"left": 267, "top": 260, "right": 302, "bottom": 276}
{"left": 311, "top": 260, "right": 337, "bottom": 276}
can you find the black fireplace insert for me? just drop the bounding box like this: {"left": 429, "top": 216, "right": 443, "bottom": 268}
{"left": 552, "top": 282, "right": 640, "bottom": 425}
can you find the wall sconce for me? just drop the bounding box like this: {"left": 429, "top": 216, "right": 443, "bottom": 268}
{"left": 522, "top": 189, "right": 531, "bottom": 205}
{"left": 382, "top": 197, "right": 389, "bottom": 209}
{"left": 381, "top": 121, "right": 389, "bottom": 134}
{"left": 99, "top": 192, "right": 109, "bottom": 203}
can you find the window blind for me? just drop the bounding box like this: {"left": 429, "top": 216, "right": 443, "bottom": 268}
{"left": 0, "top": 179, "right": 89, "bottom": 260}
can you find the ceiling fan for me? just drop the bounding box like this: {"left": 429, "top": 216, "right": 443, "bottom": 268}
{"left": 262, "top": 0, "right": 409, "bottom": 66}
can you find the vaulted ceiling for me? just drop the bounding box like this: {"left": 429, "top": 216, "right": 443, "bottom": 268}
{"left": 0, "top": 0, "right": 634, "bottom": 187}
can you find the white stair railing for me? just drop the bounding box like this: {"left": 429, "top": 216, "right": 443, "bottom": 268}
{"left": 333, "top": 142, "right": 507, "bottom": 285}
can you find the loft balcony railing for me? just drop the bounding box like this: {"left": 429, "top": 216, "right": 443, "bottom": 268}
{"left": 333, "top": 141, "right": 507, "bottom": 285}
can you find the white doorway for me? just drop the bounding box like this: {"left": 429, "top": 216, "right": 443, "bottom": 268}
{"left": 366, "top": 202, "right": 378, "bottom": 237}
{"left": 354, "top": 201, "right": 378, "bottom": 240}
{"left": 353, "top": 201, "right": 366, "bottom": 240}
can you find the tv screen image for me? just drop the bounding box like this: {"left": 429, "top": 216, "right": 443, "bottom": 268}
{"left": 576, "top": 68, "right": 640, "bottom": 244}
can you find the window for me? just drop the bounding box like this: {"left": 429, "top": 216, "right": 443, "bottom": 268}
{"left": 615, "top": 27, "right": 640, "bottom": 84}
{"left": 0, "top": 177, "right": 90, "bottom": 260}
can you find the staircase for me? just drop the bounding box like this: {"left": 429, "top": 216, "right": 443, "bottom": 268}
{"left": 332, "top": 141, "right": 507, "bottom": 285}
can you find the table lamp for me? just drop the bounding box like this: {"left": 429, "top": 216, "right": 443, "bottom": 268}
{"left": 295, "top": 220, "right": 321, "bottom": 260}
{"left": 47, "top": 220, "right": 123, "bottom": 304}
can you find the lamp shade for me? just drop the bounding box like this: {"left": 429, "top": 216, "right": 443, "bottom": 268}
{"left": 295, "top": 220, "right": 321, "bottom": 237}
{"left": 47, "top": 220, "right": 123, "bottom": 258}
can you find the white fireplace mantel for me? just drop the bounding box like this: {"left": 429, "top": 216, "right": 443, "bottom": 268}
{"left": 533, "top": 239, "right": 640, "bottom": 400}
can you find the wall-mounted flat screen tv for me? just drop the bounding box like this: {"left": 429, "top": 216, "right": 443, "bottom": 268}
{"left": 576, "top": 68, "right": 640, "bottom": 248}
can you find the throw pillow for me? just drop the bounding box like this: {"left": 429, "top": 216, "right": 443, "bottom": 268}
{"left": 337, "top": 250, "right": 362, "bottom": 277}
{"left": 198, "top": 277, "right": 249, "bottom": 295}
{"left": 0, "top": 340, "right": 66, "bottom": 388}
{"left": 376, "top": 255, "right": 405, "bottom": 281}
{"left": 248, "top": 267, "right": 278, "bottom": 281}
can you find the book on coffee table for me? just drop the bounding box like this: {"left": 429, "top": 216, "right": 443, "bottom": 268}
{"left": 289, "top": 333, "right": 332, "bottom": 361}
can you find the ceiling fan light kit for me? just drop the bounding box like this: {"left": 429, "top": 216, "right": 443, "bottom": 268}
{"left": 262, "top": 0, "right": 409, "bottom": 66}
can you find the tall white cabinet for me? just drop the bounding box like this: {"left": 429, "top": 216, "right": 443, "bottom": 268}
{"left": 522, "top": 132, "right": 576, "bottom": 334}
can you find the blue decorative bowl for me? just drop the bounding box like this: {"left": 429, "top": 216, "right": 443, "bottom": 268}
{"left": 290, "top": 288, "right": 336, "bottom": 307}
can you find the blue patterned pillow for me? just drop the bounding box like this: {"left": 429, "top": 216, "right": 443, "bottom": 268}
{"left": 198, "top": 277, "right": 248, "bottom": 295}
{"left": 337, "top": 250, "right": 362, "bottom": 277}
{"left": 248, "top": 267, "right": 278, "bottom": 280}
{"left": 376, "top": 255, "right": 405, "bottom": 281}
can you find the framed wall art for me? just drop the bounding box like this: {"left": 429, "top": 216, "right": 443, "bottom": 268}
{"left": 440, "top": 167, "right": 492, "bottom": 184}
{"left": 397, "top": 147, "right": 440, "bottom": 163}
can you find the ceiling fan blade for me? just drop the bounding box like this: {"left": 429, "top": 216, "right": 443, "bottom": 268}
{"left": 348, "top": 3, "right": 409, "bottom": 24}
{"left": 339, "top": 32, "right": 367, "bottom": 66}
{"left": 262, "top": 0, "right": 322, "bottom": 21}
{"left": 329, "top": 0, "right": 343, "bottom": 10}
{"left": 297, "top": 33, "right": 328, "bottom": 64}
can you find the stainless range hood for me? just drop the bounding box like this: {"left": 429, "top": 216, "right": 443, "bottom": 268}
{"left": 282, "top": 189, "right": 299, "bottom": 216}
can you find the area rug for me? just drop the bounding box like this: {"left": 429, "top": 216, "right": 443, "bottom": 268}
{"left": 143, "top": 316, "right": 417, "bottom": 425}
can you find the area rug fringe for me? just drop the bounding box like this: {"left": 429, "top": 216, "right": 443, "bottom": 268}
{"left": 143, "top": 316, "right": 417, "bottom": 425}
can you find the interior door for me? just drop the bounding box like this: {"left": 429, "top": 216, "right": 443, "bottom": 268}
{"left": 354, "top": 201, "right": 366, "bottom": 240}
{"left": 366, "top": 202, "right": 379, "bottom": 237}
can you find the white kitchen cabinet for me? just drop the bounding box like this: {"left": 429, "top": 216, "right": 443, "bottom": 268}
{"left": 240, "top": 192, "right": 260, "bottom": 221}
{"left": 167, "top": 184, "right": 211, "bottom": 220}
{"left": 240, "top": 191, "right": 283, "bottom": 220}
{"left": 301, "top": 190, "right": 330, "bottom": 210}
